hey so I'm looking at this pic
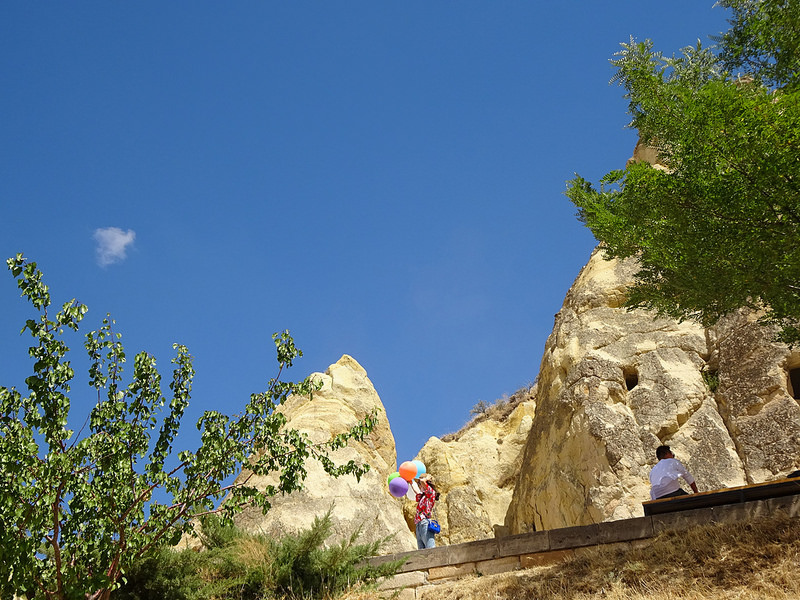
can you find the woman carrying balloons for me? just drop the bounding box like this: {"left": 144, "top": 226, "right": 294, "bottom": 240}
{"left": 413, "top": 473, "right": 439, "bottom": 549}
{"left": 387, "top": 460, "right": 440, "bottom": 549}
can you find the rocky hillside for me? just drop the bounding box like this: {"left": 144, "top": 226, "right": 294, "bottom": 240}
{"left": 231, "top": 249, "right": 800, "bottom": 546}
{"left": 504, "top": 250, "right": 800, "bottom": 533}
{"left": 404, "top": 386, "right": 536, "bottom": 545}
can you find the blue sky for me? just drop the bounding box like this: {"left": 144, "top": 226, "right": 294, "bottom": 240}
{"left": 1, "top": 3, "right": 731, "bottom": 468}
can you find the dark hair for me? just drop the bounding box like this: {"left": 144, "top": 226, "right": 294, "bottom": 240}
{"left": 656, "top": 445, "right": 672, "bottom": 460}
{"left": 424, "top": 480, "right": 440, "bottom": 500}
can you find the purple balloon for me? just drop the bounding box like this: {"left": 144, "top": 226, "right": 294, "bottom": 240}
{"left": 388, "top": 476, "right": 409, "bottom": 498}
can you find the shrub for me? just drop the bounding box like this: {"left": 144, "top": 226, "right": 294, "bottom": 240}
{"left": 267, "top": 506, "right": 402, "bottom": 599}
{"left": 115, "top": 507, "right": 403, "bottom": 600}
{"left": 113, "top": 546, "right": 207, "bottom": 600}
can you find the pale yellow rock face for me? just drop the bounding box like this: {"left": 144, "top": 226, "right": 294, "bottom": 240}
{"left": 233, "top": 355, "right": 416, "bottom": 553}
{"left": 229, "top": 248, "right": 800, "bottom": 546}
{"left": 505, "top": 250, "right": 800, "bottom": 533}
{"left": 406, "top": 394, "right": 536, "bottom": 545}
{"left": 711, "top": 310, "right": 800, "bottom": 483}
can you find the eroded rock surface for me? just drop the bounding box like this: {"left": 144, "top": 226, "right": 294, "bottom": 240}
{"left": 505, "top": 250, "right": 800, "bottom": 533}
{"left": 233, "top": 355, "right": 416, "bottom": 553}
{"left": 406, "top": 390, "right": 536, "bottom": 545}
{"left": 230, "top": 250, "right": 800, "bottom": 545}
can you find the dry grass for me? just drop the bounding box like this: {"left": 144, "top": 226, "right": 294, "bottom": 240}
{"left": 340, "top": 515, "right": 800, "bottom": 600}
{"left": 232, "top": 534, "right": 273, "bottom": 566}
{"left": 440, "top": 384, "right": 536, "bottom": 443}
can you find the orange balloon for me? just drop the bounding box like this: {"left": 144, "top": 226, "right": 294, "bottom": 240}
{"left": 398, "top": 460, "right": 418, "bottom": 482}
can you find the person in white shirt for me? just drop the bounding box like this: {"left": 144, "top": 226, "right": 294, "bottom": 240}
{"left": 649, "top": 445, "right": 699, "bottom": 500}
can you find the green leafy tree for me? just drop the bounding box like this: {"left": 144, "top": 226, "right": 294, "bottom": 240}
{"left": 716, "top": 0, "right": 800, "bottom": 91}
{"left": 566, "top": 0, "right": 800, "bottom": 344}
{"left": 0, "top": 254, "right": 378, "bottom": 600}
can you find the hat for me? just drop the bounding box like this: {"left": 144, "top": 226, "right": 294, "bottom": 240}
{"left": 419, "top": 473, "right": 433, "bottom": 483}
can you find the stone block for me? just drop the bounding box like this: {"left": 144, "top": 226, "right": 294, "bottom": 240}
{"left": 549, "top": 523, "right": 599, "bottom": 549}
{"left": 369, "top": 550, "right": 416, "bottom": 572}
{"left": 708, "top": 500, "right": 766, "bottom": 524}
{"left": 651, "top": 507, "right": 713, "bottom": 533}
{"left": 475, "top": 556, "right": 520, "bottom": 576}
{"left": 446, "top": 538, "right": 499, "bottom": 564}
{"left": 520, "top": 549, "right": 574, "bottom": 568}
{"left": 765, "top": 494, "right": 800, "bottom": 518}
{"left": 497, "top": 531, "right": 550, "bottom": 556}
{"left": 377, "top": 570, "right": 427, "bottom": 591}
{"left": 596, "top": 517, "right": 653, "bottom": 544}
{"left": 428, "top": 562, "right": 476, "bottom": 581}
{"left": 398, "top": 546, "right": 452, "bottom": 571}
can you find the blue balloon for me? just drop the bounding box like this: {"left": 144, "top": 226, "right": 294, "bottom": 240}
{"left": 412, "top": 460, "right": 426, "bottom": 477}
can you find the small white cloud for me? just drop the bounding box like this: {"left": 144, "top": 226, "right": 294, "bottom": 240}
{"left": 93, "top": 227, "right": 136, "bottom": 267}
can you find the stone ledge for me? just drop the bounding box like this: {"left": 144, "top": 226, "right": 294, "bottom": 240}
{"left": 446, "top": 537, "right": 499, "bottom": 564}
{"left": 377, "top": 570, "right": 427, "bottom": 591}
{"left": 549, "top": 523, "right": 599, "bottom": 550}
{"left": 476, "top": 555, "right": 520, "bottom": 576}
{"left": 497, "top": 531, "right": 550, "bottom": 557}
{"left": 368, "top": 491, "right": 800, "bottom": 590}
{"left": 765, "top": 494, "right": 800, "bottom": 517}
{"left": 652, "top": 506, "right": 712, "bottom": 533}
{"left": 644, "top": 478, "right": 800, "bottom": 516}
{"left": 429, "top": 562, "right": 477, "bottom": 581}
{"left": 596, "top": 516, "right": 653, "bottom": 544}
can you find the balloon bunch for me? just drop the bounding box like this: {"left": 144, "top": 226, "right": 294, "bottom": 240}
{"left": 387, "top": 460, "right": 426, "bottom": 498}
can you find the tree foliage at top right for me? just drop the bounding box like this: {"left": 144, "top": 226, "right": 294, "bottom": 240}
{"left": 566, "top": 0, "right": 800, "bottom": 344}
{"left": 716, "top": 0, "right": 800, "bottom": 91}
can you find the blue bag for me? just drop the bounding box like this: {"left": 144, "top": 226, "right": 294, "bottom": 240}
{"left": 428, "top": 519, "right": 441, "bottom": 534}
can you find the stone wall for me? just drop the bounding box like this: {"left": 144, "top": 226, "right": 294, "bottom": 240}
{"left": 372, "top": 493, "right": 800, "bottom": 599}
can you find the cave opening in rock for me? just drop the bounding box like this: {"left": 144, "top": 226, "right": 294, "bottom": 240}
{"left": 624, "top": 367, "right": 639, "bottom": 391}
{"left": 789, "top": 367, "right": 800, "bottom": 401}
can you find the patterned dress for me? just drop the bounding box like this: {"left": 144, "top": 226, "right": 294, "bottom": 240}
{"left": 414, "top": 483, "right": 438, "bottom": 549}
{"left": 415, "top": 486, "right": 436, "bottom": 523}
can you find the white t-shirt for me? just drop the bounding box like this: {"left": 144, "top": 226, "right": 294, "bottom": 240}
{"left": 649, "top": 458, "right": 695, "bottom": 500}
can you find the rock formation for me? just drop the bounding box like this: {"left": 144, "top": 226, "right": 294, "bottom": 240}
{"left": 232, "top": 355, "right": 416, "bottom": 553}
{"left": 229, "top": 222, "right": 800, "bottom": 546}
{"left": 504, "top": 250, "right": 800, "bottom": 533}
{"left": 405, "top": 388, "right": 536, "bottom": 545}
{"left": 711, "top": 310, "right": 800, "bottom": 483}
